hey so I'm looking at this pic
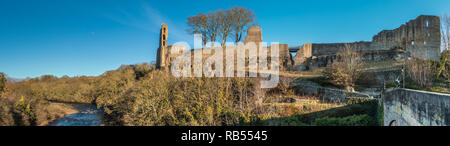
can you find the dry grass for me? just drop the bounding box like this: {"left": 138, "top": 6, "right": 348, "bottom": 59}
{"left": 279, "top": 69, "right": 323, "bottom": 78}
{"left": 260, "top": 95, "right": 346, "bottom": 120}
{"left": 0, "top": 97, "right": 78, "bottom": 126}
{"left": 362, "top": 60, "right": 403, "bottom": 72}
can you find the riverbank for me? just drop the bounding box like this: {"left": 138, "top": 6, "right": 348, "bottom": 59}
{"left": 48, "top": 103, "right": 105, "bottom": 126}
{"left": 36, "top": 102, "right": 79, "bottom": 126}
{"left": 0, "top": 98, "right": 79, "bottom": 126}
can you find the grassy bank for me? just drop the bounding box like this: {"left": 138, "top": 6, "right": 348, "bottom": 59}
{"left": 1, "top": 63, "right": 381, "bottom": 126}
{"left": 0, "top": 97, "right": 78, "bottom": 126}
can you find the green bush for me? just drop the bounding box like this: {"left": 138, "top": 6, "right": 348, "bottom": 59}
{"left": 430, "top": 86, "right": 450, "bottom": 94}
{"left": 346, "top": 97, "right": 376, "bottom": 105}
{"left": 405, "top": 82, "right": 425, "bottom": 90}
{"left": 277, "top": 116, "right": 308, "bottom": 126}
{"left": 376, "top": 101, "right": 384, "bottom": 126}
{"left": 314, "top": 114, "right": 372, "bottom": 126}
{"left": 385, "top": 81, "right": 398, "bottom": 88}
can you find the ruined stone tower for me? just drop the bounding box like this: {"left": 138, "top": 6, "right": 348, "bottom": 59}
{"left": 244, "top": 25, "right": 293, "bottom": 71}
{"left": 244, "top": 26, "right": 262, "bottom": 44}
{"left": 371, "top": 15, "right": 441, "bottom": 60}
{"left": 156, "top": 23, "right": 168, "bottom": 70}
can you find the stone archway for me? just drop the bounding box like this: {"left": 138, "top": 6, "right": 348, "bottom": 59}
{"left": 388, "top": 120, "right": 397, "bottom": 126}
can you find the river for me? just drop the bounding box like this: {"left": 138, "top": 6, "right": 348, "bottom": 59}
{"left": 48, "top": 103, "right": 105, "bottom": 126}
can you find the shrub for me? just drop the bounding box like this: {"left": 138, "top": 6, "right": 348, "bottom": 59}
{"left": 376, "top": 101, "right": 384, "bottom": 126}
{"left": 0, "top": 99, "right": 15, "bottom": 126}
{"left": 405, "top": 58, "right": 435, "bottom": 88}
{"left": 385, "top": 81, "right": 398, "bottom": 88}
{"left": 430, "top": 86, "right": 450, "bottom": 94}
{"left": 90, "top": 66, "right": 261, "bottom": 126}
{"left": 323, "top": 44, "right": 363, "bottom": 91}
{"left": 0, "top": 72, "right": 6, "bottom": 95}
{"left": 314, "top": 114, "right": 372, "bottom": 126}
{"left": 346, "top": 97, "right": 376, "bottom": 105}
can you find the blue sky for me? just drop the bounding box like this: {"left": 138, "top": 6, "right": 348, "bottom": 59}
{"left": 1, "top": 0, "right": 449, "bottom": 78}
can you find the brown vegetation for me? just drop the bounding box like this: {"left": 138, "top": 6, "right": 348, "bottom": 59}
{"left": 0, "top": 73, "right": 6, "bottom": 96}
{"left": 323, "top": 44, "right": 363, "bottom": 91}
{"left": 1, "top": 62, "right": 381, "bottom": 126}
{"left": 438, "top": 14, "right": 450, "bottom": 79}
{"left": 405, "top": 58, "right": 435, "bottom": 88}
{"left": 0, "top": 63, "right": 264, "bottom": 126}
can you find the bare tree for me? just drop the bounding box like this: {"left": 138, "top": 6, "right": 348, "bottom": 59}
{"left": 229, "top": 6, "right": 256, "bottom": 44}
{"left": 437, "top": 14, "right": 450, "bottom": 78}
{"left": 443, "top": 14, "right": 450, "bottom": 52}
{"left": 323, "top": 44, "right": 363, "bottom": 91}
{"left": 206, "top": 11, "right": 221, "bottom": 47}
{"left": 406, "top": 58, "right": 435, "bottom": 88}
{"left": 217, "top": 9, "right": 233, "bottom": 47}
{"left": 187, "top": 7, "right": 256, "bottom": 46}
{"left": 187, "top": 13, "right": 208, "bottom": 46}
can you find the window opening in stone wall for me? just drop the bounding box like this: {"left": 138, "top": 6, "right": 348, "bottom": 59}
{"left": 411, "top": 41, "right": 415, "bottom": 46}
{"left": 426, "top": 20, "right": 429, "bottom": 27}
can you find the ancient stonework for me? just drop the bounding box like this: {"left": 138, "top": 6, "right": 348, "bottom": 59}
{"left": 155, "top": 25, "right": 293, "bottom": 73}
{"left": 384, "top": 88, "right": 450, "bottom": 126}
{"left": 371, "top": 15, "right": 441, "bottom": 60}
{"left": 293, "top": 15, "right": 441, "bottom": 71}
{"left": 157, "top": 15, "right": 439, "bottom": 72}
{"left": 244, "top": 26, "right": 263, "bottom": 44}
{"left": 277, "top": 44, "right": 293, "bottom": 71}
{"left": 156, "top": 23, "right": 169, "bottom": 70}
{"left": 244, "top": 26, "right": 293, "bottom": 71}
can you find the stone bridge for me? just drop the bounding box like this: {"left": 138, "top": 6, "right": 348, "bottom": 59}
{"left": 383, "top": 88, "right": 450, "bottom": 126}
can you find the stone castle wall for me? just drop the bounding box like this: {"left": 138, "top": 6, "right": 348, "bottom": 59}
{"left": 371, "top": 15, "right": 441, "bottom": 60}
{"left": 293, "top": 15, "right": 441, "bottom": 71}
{"left": 310, "top": 42, "right": 372, "bottom": 56}
{"left": 244, "top": 26, "right": 263, "bottom": 44}
{"left": 158, "top": 25, "right": 293, "bottom": 72}
{"left": 158, "top": 15, "right": 441, "bottom": 72}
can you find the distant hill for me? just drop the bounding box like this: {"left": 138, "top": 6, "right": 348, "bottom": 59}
{"left": 6, "top": 77, "right": 25, "bottom": 83}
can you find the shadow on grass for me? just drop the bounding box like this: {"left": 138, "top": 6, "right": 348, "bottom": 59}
{"left": 243, "top": 100, "right": 381, "bottom": 126}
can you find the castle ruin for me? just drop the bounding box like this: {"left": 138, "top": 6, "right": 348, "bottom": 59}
{"left": 155, "top": 24, "right": 294, "bottom": 72}
{"left": 293, "top": 15, "right": 441, "bottom": 70}
{"left": 156, "top": 15, "right": 441, "bottom": 72}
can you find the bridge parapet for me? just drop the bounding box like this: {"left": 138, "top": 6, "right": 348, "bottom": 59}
{"left": 383, "top": 88, "right": 450, "bottom": 126}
